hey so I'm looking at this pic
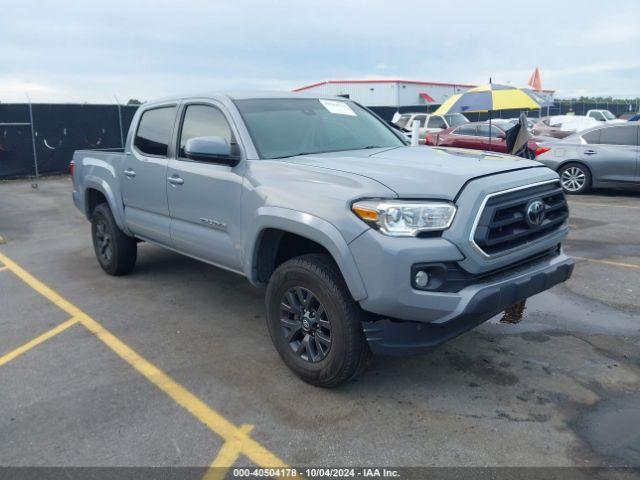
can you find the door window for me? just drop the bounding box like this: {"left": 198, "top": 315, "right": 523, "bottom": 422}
{"left": 455, "top": 125, "right": 477, "bottom": 136}
{"left": 477, "top": 125, "right": 503, "bottom": 138}
{"left": 427, "top": 116, "right": 447, "bottom": 129}
{"left": 412, "top": 115, "right": 427, "bottom": 127}
{"left": 443, "top": 113, "right": 468, "bottom": 127}
{"left": 582, "top": 129, "right": 601, "bottom": 144}
{"left": 134, "top": 106, "right": 177, "bottom": 156}
{"left": 179, "top": 105, "right": 233, "bottom": 158}
{"left": 599, "top": 126, "right": 638, "bottom": 146}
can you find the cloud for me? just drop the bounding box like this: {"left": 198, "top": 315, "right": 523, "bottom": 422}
{"left": 1, "top": 0, "right": 639, "bottom": 102}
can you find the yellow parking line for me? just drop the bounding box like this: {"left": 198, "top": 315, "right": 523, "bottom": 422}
{"left": 0, "top": 251, "right": 287, "bottom": 469}
{"left": 568, "top": 201, "right": 640, "bottom": 210}
{"left": 79, "top": 314, "right": 286, "bottom": 467}
{"left": 573, "top": 256, "right": 640, "bottom": 270}
{"left": 0, "top": 317, "right": 79, "bottom": 367}
{"left": 0, "top": 252, "right": 84, "bottom": 318}
{"left": 204, "top": 424, "right": 254, "bottom": 480}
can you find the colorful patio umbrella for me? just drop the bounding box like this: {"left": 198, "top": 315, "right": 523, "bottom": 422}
{"left": 433, "top": 83, "right": 541, "bottom": 115}
{"left": 433, "top": 83, "right": 542, "bottom": 147}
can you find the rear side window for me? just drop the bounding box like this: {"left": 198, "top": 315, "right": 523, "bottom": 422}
{"left": 134, "top": 107, "right": 177, "bottom": 156}
{"left": 599, "top": 126, "right": 638, "bottom": 146}
{"left": 582, "top": 129, "right": 601, "bottom": 144}
{"left": 456, "top": 125, "right": 477, "bottom": 136}
{"left": 179, "top": 105, "right": 233, "bottom": 158}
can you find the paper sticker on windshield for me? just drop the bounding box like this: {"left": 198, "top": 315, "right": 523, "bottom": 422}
{"left": 319, "top": 99, "right": 356, "bottom": 116}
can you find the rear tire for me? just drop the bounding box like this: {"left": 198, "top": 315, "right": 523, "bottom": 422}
{"left": 559, "top": 162, "right": 591, "bottom": 194}
{"left": 265, "top": 254, "right": 370, "bottom": 388}
{"left": 91, "top": 203, "right": 137, "bottom": 276}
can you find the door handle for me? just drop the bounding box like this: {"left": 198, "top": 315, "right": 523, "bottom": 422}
{"left": 584, "top": 150, "right": 597, "bottom": 155}
{"left": 167, "top": 175, "right": 184, "bottom": 186}
{"left": 123, "top": 168, "right": 136, "bottom": 178}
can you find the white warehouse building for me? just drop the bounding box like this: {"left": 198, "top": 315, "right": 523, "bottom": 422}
{"left": 292, "top": 79, "right": 555, "bottom": 117}
{"left": 293, "top": 79, "right": 476, "bottom": 107}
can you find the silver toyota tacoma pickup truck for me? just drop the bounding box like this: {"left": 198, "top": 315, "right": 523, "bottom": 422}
{"left": 71, "top": 92, "right": 574, "bottom": 387}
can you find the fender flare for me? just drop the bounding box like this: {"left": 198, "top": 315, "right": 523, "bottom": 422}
{"left": 244, "top": 207, "right": 368, "bottom": 301}
{"left": 83, "top": 175, "right": 132, "bottom": 235}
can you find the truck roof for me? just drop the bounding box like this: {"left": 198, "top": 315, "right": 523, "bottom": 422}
{"left": 142, "top": 90, "right": 345, "bottom": 107}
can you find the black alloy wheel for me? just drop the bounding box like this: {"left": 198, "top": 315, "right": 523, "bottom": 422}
{"left": 94, "top": 217, "right": 113, "bottom": 264}
{"left": 280, "top": 287, "right": 332, "bottom": 362}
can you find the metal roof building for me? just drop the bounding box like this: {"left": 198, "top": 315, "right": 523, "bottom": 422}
{"left": 292, "top": 79, "right": 554, "bottom": 109}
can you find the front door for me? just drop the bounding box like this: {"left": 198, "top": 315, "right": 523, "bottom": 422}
{"left": 121, "top": 105, "right": 177, "bottom": 245}
{"left": 477, "top": 124, "right": 507, "bottom": 153}
{"left": 166, "top": 102, "right": 244, "bottom": 271}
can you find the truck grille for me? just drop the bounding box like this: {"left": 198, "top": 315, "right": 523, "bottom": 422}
{"left": 472, "top": 181, "right": 569, "bottom": 256}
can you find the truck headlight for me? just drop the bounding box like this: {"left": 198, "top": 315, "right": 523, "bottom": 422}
{"left": 352, "top": 200, "right": 456, "bottom": 236}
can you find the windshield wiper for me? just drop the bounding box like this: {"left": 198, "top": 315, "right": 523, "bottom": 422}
{"left": 270, "top": 146, "right": 387, "bottom": 159}
{"left": 270, "top": 152, "right": 319, "bottom": 159}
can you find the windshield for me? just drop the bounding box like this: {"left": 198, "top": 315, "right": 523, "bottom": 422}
{"left": 235, "top": 98, "right": 406, "bottom": 159}
{"left": 395, "top": 114, "right": 411, "bottom": 128}
{"left": 444, "top": 113, "right": 469, "bottom": 127}
{"left": 492, "top": 119, "right": 517, "bottom": 130}
{"left": 602, "top": 110, "right": 615, "bottom": 120}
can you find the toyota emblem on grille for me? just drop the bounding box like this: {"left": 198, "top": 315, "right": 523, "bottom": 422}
{"left": 526, "top": 200, "right": 546, "bottom": 227}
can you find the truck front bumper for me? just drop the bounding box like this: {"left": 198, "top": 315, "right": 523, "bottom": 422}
{"left": 348, "top": 230, "right": 573, "bottom": 355}
{"left": 362, "top": 254, "right": 572, "bottom": 355}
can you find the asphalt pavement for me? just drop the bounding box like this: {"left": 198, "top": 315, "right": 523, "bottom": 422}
{"left": 0, "top": 177, "right": 639, "bottom": 473}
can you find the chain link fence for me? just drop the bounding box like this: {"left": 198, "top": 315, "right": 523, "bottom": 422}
{"left": 0, "top": 103, "right": 138, "bottom": 179}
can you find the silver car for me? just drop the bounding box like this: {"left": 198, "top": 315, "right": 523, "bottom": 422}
{"left": 535, "top": 122, "right": 640, "bottom": 194}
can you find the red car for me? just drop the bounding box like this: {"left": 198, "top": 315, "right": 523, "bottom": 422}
{"left": 424, "top": 121, "right": 548, "bottom": 156}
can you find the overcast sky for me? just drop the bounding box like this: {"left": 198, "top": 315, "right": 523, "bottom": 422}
{"left": 1, "top": 0, "right": 638, "bottom": 103}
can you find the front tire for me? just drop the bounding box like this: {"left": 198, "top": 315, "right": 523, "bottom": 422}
{"left": 91, "top": 203, "right": 137, "bottom": 276}
{"left": 265, "top": 254, "right": 369, "bottom": 388}
{"left": 559, "top": 162, "right": 591, "bottom": 194}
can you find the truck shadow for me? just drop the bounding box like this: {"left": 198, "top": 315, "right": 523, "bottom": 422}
{"left": 127, "top": 243, "right": 625, "bottom": 394}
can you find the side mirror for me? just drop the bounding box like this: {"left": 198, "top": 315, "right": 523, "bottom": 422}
{"left": 184, "top": 136, "right": 240, "bottom": 166}
{"left": 497, "top": 132, "right": 506, "bottom": 140}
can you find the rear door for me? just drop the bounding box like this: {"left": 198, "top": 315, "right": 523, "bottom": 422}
{"left": 166, "top": 101, "right": 244, "bottom": 271}
{"left": 581, "top": 125, "right": 639, "bottom": 184}
{"left": 121, "top": 104, "right": 177, "bottom": 245}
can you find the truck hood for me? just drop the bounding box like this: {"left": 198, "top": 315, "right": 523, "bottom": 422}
{"left": 281, "top": 146, "right": 544, "bottom": 199}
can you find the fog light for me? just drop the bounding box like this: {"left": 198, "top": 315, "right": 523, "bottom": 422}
{"left": 414, "top": 270, "right": 430, "bottom": 288}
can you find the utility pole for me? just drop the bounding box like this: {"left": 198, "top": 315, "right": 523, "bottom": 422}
{"left": 114, "top": 94, "right": 124, "bottom": 149}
